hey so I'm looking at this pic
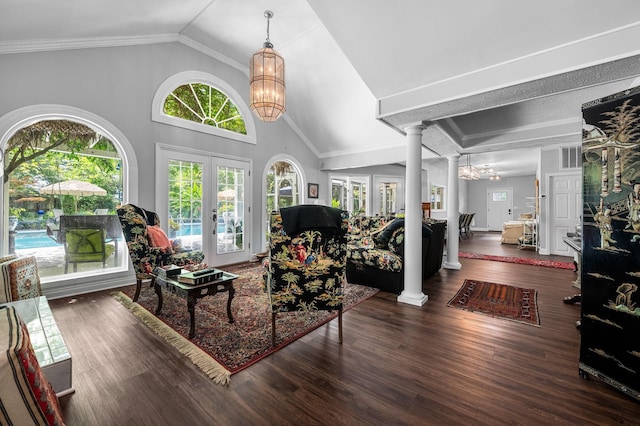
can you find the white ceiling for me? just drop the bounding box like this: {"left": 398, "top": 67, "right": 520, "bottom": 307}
{"left": 2, "top": 0, "right": 640, "bottom": 177}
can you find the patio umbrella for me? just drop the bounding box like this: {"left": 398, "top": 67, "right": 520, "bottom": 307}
{"left": 39, "top": 180, "right": 107, "bottom": 197}
{"left": 39, "top": 180, "right": 107, "bottom": 212}
{"left": 217, "top": 188, "right": 235, "bottom": 200}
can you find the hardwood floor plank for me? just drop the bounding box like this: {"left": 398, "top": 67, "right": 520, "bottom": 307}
{"left": 50, "top": 242, "right": 640, "bottom": 425}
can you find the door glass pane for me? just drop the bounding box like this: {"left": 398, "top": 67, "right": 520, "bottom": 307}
{"left": 378, "top": 182, "right": 397, "bottom": 215}
{"left": 168, "top": 160, "right": 203, "bottom": 251}
{"left": 217, "top": 165, "right": 244, "bottom": 254}
{"left": 492, "top": 191, "right": 507, "bottom": 202}
{"left": 351, "top": 181, "right": 367, "bottom": 214}
{"left": 332, "top": 178, "right": 347, "bottom": 210}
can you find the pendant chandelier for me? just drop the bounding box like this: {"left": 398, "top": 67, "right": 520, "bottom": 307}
{"left": 250, "top": 10, "right": 286, "bottom": 122}
{"left": 458, "top": 154, "right": 480, "bottom": 180}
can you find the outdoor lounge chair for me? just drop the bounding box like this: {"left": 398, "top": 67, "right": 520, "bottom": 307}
{"left": 61, "top": 218, "right": 114, "bottom": 273}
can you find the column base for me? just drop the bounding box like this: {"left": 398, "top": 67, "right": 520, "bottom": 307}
{"left": 397, "top": 292, "right": 428, "bottom": 306}
{"left": 443, "top": 261, "right": 462, "bottom": 270}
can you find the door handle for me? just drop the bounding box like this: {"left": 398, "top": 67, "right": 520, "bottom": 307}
{"left": 508, "top": 209, "right": 512, "bottom": 215}
{"left": 212, "top": 209, "right": 217, "bottom": 235}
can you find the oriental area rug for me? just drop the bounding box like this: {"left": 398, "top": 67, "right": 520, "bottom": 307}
{"left": 447, "top": 279, "right": 540, "bottom": 327}
{"left": 458, "top": 252, "right": 574, "bottom": 270}
{"left": 113, "top": 263, "right": 378, "bottom": 385}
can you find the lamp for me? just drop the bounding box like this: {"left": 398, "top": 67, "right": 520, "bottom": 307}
{"left": 250, "top": 10, "right": 286, "bottom": 122}
{"left": 458, "top": 155, "right": 480, "bottom": 180}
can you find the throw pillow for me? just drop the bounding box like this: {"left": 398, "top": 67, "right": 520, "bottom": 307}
{"left": 0, "top": 306, "right": 65, "bottom": 426}
{"left": 374, "top": 218, "right": 405, "bottom": 248}
{"left": 0, "top": 256, "right": 42, "bottom": 303}
{"left": 147, "top": 225, "right": 173, "bottom": 252}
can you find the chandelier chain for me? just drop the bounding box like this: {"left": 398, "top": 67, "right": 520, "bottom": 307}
{"left": 264, "top": 10, "right": 273, "bottom": 45}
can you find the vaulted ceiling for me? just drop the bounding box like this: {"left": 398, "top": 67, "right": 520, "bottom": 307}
{"left": 2, "top": 0, "right": 640, "bottom": 176}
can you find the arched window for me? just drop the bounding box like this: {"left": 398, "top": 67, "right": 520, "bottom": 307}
{"left": 152, "top": 71, "right": 256, "bottom": 145}
{"left": 0, "top": 104, "right": 138, "bottom": 296}
{"left": 267, "top": 161, "right": 301, "bottom": 212}
{"left": 163, "top": 83, "right": 247, "bottom": 135}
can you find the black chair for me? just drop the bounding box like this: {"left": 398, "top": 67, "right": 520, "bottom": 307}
{"left": 459, "top": 213, "right": 475, "bottom": 239}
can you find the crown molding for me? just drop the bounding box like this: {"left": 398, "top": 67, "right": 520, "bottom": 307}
{"left": 0, "top": 34, "right": 179, "bottom": 55}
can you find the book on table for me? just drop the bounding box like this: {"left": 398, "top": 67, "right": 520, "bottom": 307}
{"left": 177, "top": 268, "right": 223, "bottom": 285}
{"left": 153, "top": 265, "right": 182, "bottom": 278}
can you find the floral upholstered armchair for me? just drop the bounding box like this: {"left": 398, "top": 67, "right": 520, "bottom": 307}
{"left": 117, "top": 204, "right": 205, "bottom": 301}
{"left": 264, "top": 205, "right": 349, "bottom": 346}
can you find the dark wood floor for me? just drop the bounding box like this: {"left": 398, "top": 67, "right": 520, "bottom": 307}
{"left": 50, "top": 235, "right": 640, "bottom": 425}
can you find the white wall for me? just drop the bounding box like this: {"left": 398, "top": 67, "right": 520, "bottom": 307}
{"left": 0, "top": 42, "right": 320, "bottom": 293}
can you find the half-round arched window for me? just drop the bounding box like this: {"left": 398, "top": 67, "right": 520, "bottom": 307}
{"left": 152, "top": 71, "right": 256, "bottom": 145}
{"left": 164, "top": 83, "right": 247, "bottom": 135}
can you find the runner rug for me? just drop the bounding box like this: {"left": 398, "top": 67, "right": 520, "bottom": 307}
{"left": 459, "top": 252, "right": 574, "bottom": 270}
{"left": 447, "top": 279, "right": 540, "bottom": 327}
{"left": 113, "top": 262, "right": 378, "bottom": 385}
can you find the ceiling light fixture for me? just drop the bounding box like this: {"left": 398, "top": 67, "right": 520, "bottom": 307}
{"left": 458, "top": 154, "right": 480, "bottom": 180}
{"left": 489, "top": 174, "right": 502, "bottom": 181}
{"left": 250, "top": 10, "right": 286, "bottom": 122}
{"left": 480, "top": 165, "right": 494, "bottom": 174}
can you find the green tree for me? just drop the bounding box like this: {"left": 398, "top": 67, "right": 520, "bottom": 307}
{"left": 163, "top": 83, "right": 247, "bottom": 135}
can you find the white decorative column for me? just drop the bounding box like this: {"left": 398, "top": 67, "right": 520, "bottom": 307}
{"left": 444, "top": 154, "right": 462, "bottom": 270}
{"left": 398, "top": 124, "right": 428, "bottom": 306}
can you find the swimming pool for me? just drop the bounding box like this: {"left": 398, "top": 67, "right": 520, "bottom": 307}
{"left": 15, "top": 230, "right": 61, "bottom": 250}
{"left": 16, "top": 226, "right": 210, "bottom": 250}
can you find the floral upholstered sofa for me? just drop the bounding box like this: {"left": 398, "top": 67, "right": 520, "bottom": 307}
{"left": 346, "top": 214, "right": 446, "bottom": 293}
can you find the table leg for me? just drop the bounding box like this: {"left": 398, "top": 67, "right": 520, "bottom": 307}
{"left": 187, "top": 295, "right": 196, "bottom": 339}
{"left": 154, "top": 278, "right": 163, "bottom": 315}
{"left": 227, "top": 284, "right": 235, "bottom": 324}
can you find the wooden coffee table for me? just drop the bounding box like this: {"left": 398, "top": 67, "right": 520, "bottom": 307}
{"left": 152, "top": 270, "right": 239, "bottom": 339}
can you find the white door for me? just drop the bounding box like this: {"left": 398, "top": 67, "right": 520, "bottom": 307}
{"left": 549, "top": 173, "right": 581, "bottom": 256}
{"left": 156, "top": 146, "right": 251, "bottom": 267}
{"left": 487, "top": 188, "right": 513, "bottom": 231}
{"left": 372, "top": 175, "right": 404, "bottom": 216}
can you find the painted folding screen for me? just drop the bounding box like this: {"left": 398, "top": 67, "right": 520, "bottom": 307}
{"left": 580, "top": 85, "right": 640, "bottom": 400}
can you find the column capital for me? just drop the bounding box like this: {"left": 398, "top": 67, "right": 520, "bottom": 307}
{"left": 404, "top": 124, "right": 425, "bottom": 135}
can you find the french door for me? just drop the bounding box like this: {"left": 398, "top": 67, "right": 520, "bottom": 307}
{"left": 156, "top": 145, "right": 251, "bottom": 266}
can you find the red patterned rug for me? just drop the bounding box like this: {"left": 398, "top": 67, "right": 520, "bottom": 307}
{"left": 113, "top": 262, "right": 378, "bottom": 384}
{"left": 459, "top": 252, "right": 574, "bottom": 270}
{"left": 447, "top": 279, "right": 540, "bottom": 327}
